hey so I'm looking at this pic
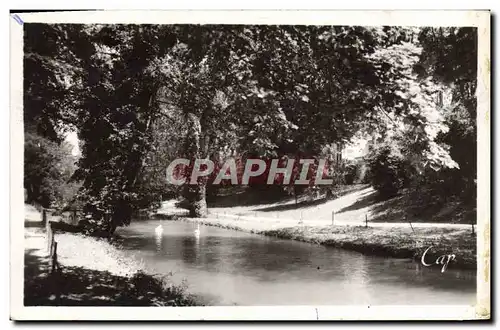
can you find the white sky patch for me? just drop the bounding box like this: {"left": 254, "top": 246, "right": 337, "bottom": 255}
{"left": 342, "top": 137, "right": 368, "bottom": 160}
{"left": 64, "top": 130, "right": 80, "bottom": 156}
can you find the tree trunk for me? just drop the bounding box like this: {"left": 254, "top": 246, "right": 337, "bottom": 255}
{"left": 183, "top": 112, "right": 208, "bottom": 217}
{"left": 184, "top": 183, "right": 208, "bottom": 217}
{"left": 112, "top": 89, "right": 159, "bottom": 227}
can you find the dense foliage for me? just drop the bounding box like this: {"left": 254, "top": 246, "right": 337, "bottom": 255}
{"left": 24, "top": 131, "right": 79, "bottom": 207}
{"left": 364, "top": 27, "right": 477, "bottom": 207}
{"left": 24, "top": 24, "right": 477, "bottom": 234}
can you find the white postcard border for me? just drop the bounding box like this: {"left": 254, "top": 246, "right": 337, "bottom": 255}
{"left": 9, "top": 10, "right": 490, "bottom": 321}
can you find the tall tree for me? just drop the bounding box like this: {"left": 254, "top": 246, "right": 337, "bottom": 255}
{"left": 25, "top": 24, "right": 473, "bottom": 233}
{"left": 418, "top": 27, "right": 477, "bottom": 202}
{"left": 24, "top": 24, "right": 84, "bottom": 206}
{"left": 68, "top": 25, "right": 180, "bottom": 233}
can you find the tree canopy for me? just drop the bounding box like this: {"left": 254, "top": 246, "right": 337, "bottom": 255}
{"left": 23, "top": 24, "right": 477, "bottom": 234}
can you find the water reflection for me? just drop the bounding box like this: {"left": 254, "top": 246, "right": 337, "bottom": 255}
{"left": 117, "top": 221, "right": 476, "bottom": 306}
{"left": 155, "top": 231, "right": 162, "bottom": 253}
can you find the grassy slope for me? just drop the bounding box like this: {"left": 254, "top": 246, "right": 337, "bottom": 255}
{"left": 207, "top": 185, "right": 475, "bottom": 225}
{"left": 24, "top": 221, "right": 199, "bottom": 306}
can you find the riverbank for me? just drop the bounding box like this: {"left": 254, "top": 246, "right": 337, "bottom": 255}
{"left": 24, "top": 227, "right": 200, "bottom": 306}
{"left": 176, "top": 216, "right": 476, "bottom": 270}
{"left": 263, "top": 225, "right": 476, "bottom": 270}
{"left": 157, "top": 183, "right": 477, "bottom": 270}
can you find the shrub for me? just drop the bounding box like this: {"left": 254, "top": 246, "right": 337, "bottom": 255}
{"left": 367, "top": 146, "right": 410, "bottom": 198}
{"left": 343, "top": 161, "right": 358, "bottom": 185}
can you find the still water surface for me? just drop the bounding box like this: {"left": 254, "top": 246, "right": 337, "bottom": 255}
{"left": 116, "top": 220, "right": 476, "bottom": 306}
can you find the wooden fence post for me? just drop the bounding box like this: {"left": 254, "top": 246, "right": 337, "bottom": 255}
{"left": 331, "top": 210, "right": 335, "bottom": 226}
{"left": 51, "top": 241, "right": 58, "bottom": 273}
{"left": 409, "top": 221, "right": 415, "bottom": 233}
{"left": 405, "top": 215, "right": 415, "bottom": 234}
{"left": 46, "top": 228, "right": 50, "bottom": 253}
{"left": 365, "top": 214, "right": 368, "bottom": 228}
{"left": 46, "top": 211, "right": 52, "bottom": 253}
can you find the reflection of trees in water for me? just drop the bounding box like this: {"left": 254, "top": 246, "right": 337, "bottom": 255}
{"left": 337, "top": 255, "right": 372, "bottom": 304}
{"left": 124, "top": 224, "right": 476, "bottom": 305}
{"left": 207, "top": 237, "right": 238, "bottom": 274}
{"left": 361, "top": 258, "right": 476, "bottom": 293}
{"left": 181, "top": 237, "right": 198, "bottom": 264}
{"left": 155, "top": 232, "right": 162, "bottom": 253}
{"left": 206, "top": 238, "right": 342, "bottom": 281}
{"left": 148, "top": 234, "right": 202, "bottom": 266}
{"left": 230, "top": 239, "right": 319, "bottom": 272}
{"left": 342, "top": 254, "right": 369, "bottom": 284}
{"left": 194, "top": 235, "right": 205, "bottom": 263}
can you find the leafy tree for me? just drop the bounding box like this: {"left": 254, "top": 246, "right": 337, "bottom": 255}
{"left": 24, "top": 24, "right": 83, "bottom": 208}
{"left": 67, "top": 25, "right": 178, "bottom": 233}
{"left": 24, "top": 23, "right": 477, "bottom": 233}
{"left": 24, "top": 131, "right": 79, "bottom": 207}
{"left": 418, "top": 27, "right": 477, "bottom": 204}
{"left": 363, "top": 27, "right": 477, "bottom": 206}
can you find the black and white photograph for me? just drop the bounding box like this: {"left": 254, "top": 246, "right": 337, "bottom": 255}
{"left": 9, "top": 10, "right": 490, "bottom": 321}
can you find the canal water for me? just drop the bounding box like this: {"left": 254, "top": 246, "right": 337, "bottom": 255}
{"left": 116, "top": 220, "right": 476, "bottom": 306}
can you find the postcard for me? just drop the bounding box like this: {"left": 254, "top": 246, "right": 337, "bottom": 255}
{"left": 10, "top": 10, "right": 490, "bottom": 321}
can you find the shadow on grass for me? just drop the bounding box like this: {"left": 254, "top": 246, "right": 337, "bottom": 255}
{"left": 150, "top": 213, "right": 187, "bottom": 220}
{"left": 368, "top": 195, "right": 411, "bottom": 223}
{"left": 254, "top": 197, "right": 331, "bottom": 212}
{"left": 50, "top": 221, "right": 82, "bottom": 233}
{"left": 207, "top": 187, "right": 291, "bottom": 208}
{"left": 24, "top": 248, "right": 49, "bottom": 282}
{"left": 336, "top": 187, "right": 476, "bottom": 224}
{"left": 24, "top": 249, "right": 199, "bottom": 306}
{"left": 25, "top": 220, "right": 83, "bottom": 232}
{"left": 24, "top": 221, "right": 44, "bottom": 228}
{"left": 335, "top": 189, "right": 385, "bottom": 214}
{"left": 368, "top": 196, "right": 476, "bottom": 224}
